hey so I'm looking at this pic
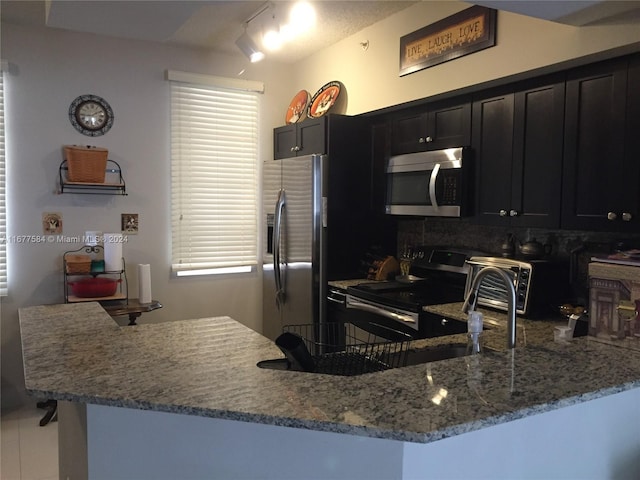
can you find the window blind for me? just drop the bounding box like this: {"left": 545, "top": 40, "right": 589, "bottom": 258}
{"left": 0, "top": 70, "right": 6, "bottom": 295}
{"left": 170, "top": 80, "right": 259, "bottom": 274}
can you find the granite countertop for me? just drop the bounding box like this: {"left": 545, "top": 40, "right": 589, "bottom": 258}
{"left": 328, "top": 278, "right": 370, "bottom": 290}
{"left": 19, "top": 302, "right": 640, "bottom": 444}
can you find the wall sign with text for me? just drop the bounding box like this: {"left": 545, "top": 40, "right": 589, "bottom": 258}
{"left": 399, "top": 6, "right": 497, "bottom": 77}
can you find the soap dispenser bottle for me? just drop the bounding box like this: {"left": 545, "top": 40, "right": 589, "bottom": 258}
{"left": 466, "top": 310, "right": 484, "bottom": 355}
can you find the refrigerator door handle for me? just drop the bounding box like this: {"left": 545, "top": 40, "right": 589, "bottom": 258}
{"left": 273, "top": 189, "right": 286, "bottom": 308}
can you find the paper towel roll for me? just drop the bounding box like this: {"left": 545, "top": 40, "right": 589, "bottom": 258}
{"left": 138, "top": 264, "right": 152, "bottom": 304}
{"left": 103, "top": 233, "right": 123, "bottom": 271}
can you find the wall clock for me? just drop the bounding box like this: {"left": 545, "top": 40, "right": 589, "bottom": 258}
{"left": 68, "top": 94, "right": 114, "bottom": 137}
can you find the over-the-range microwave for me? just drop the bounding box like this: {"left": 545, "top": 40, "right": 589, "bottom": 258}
{"left": 385, "top": 147, "right": 472, "bottom": 217}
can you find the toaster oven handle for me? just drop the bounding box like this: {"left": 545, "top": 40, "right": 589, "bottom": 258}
{"left": 428, "top": 163, "right": 441, "bottom": 209}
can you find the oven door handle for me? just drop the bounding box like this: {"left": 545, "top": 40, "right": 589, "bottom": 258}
{"left": 327, "top": 295, "right": 345, "bottom": 305}
{"left": 346, "top": 297, "right": 417, "bottom": 324}
{"left": 428, "top": 162, "right": 441, "bottom": 210}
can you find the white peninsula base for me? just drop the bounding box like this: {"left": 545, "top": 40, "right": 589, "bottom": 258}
{"left": 60, "top": 387, "right": 640, "bottom": 480}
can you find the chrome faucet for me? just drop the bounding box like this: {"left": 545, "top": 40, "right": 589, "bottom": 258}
{"left": 462, "top": 266, "right": 517, "bottom": 349}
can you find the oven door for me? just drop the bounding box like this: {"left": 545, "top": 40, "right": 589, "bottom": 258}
{"left": 344, "top": 294, "right": 467, "bottom": 339}
{"left": 346, "top": 294, "right": 419, "bottom": 330}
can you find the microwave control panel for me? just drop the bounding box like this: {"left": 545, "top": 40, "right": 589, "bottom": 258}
{"left": 514, "top": 266, "right": 531, "bottom": 310}
{"left": 438, "top": 170, "right": 461, "bottom": 205}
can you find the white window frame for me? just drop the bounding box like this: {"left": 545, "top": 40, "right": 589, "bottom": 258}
{"left": 167, "top": 70, "right": 264, "bottom": 277}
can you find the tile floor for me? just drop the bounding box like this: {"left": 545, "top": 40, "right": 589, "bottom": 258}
{"left": 1, "top": 403, "right": 58, "bottom": 480}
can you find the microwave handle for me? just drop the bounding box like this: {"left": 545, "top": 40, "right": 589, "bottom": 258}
{"left": 429, "top": 163, "right": 441, "bottom": 209}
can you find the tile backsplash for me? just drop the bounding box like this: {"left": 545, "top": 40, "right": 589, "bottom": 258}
{"left": 397, "top": 217, "right": 640, "bottom": 305}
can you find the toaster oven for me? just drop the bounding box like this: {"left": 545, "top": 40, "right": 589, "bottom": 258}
{"left": 464, "top": 257, "right": 570, "bottom": 317}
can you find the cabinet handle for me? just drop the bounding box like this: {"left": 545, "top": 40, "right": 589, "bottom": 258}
{"left": 294, "top": 146, "right": 300, "bottom": 152}
{"left": 290, "top": 147, "right": 295, "bottom": 152}
{"left": 499, "top": 209, "right": 508, "bottom": 217}
{"left": 441, "top": 318, "right": 448, "bottom": 326}
{"left": 607, "top": 212, "right": 618, "bottom": 221}
{"left": 425, "top": 136, "right": 433, "bottom": 143}
{"left": 622, "top": 212, "right": 633, "bottom": 222}
{"left": 509, "top": 209, "right": 519, "bottom": 217}
{"left": 418, "top": 137, "right": 425, "bottom": 143}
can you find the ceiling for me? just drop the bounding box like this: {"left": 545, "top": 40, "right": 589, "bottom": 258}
{"left": 0, "top": 1, "right": 419, "bottom": 63}
{"left": 3, "top": 1, "right": 640, "bottom": 64}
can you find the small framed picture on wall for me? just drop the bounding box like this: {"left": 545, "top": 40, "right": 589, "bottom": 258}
{"left": 121, "top": 213, "right": 139, "bottom": 235}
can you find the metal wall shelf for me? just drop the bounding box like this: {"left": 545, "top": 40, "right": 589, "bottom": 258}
{"left": 58, "top": 159, "right": 127, "bottom": 195}
{"left": 63, "top": 245, "right": 128, "bottom": 304}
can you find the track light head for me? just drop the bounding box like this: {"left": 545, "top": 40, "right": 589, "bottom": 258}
{"left": 235, "top": 30, "right": 265, "bottom": 63}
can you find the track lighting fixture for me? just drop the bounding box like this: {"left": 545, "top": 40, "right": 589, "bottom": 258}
{"left": 235, "top": 28, "right": 265, "bottom": 63}
{"left": 235, "top": 2, "right": 316, "bottom": 62}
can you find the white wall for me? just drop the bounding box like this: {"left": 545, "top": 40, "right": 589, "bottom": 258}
{"left": 293, "top": 2, "right": 640, "bottom": 114}
{"left": 0, "top": 23, "right": 294, "bottom": 408}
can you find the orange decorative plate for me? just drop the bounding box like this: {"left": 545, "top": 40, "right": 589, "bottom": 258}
{"left": 308, "top": 81, "right": 344, "bottom": 118}
{"left": 285, "top": 90, "right": 310, "bottom": 124}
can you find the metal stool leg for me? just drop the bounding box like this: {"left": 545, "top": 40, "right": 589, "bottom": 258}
{"left": 37, "top": 399, "right": 58, "bottom": 426}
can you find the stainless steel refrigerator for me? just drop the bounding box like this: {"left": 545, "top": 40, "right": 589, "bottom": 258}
{"left": 262, "top": 154, "right": 327, "bottom": 341}
{"left": 262, "top": 115, "right": 396, "bottom": 340}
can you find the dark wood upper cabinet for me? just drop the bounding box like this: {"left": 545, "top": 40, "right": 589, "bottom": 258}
{"left": 561, "top": 57, "right": 635, "bottom": 231}
{"left": 390, "top": 100, "right": 471, "bottom": 155}
{"left": 624, "top": 54, "right": 640, "bottom": 229}
{"left": 371, "top": 122, "right": 390, "bottom": 215}
{"left": 473, "top": 76, "right": 565, "bottom": 228}
{"left": 273, "top": 117, "right": 326, "bottom": 159}
{"left": 273, "top": 124, "right": 297, "bottom": 159}
{"left": 272, "top": 53, "right": 640, "bottom": 236}
{"left": 511, "top": 77, "right": 565, "bottom": 228}
{"left": 472, "top": 89, "right": 515, "bottom": 225}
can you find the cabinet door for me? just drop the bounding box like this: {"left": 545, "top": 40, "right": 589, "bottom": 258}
{"left": 370, "top": 122, "right": 397, "bottom": 255}
{"left": 562, "top": 59, "right": 628, "bottom": 231}
{"left": 273, "top": 124, "right": 297, "bottom": 159}
{"left": 390, "top": 101, "right": 471, "bottom": 155}
{"left": 390, "top": 112, "right": 429, "bottom": 155}
{"left": 621, "top": 54, "right": 640, "bottom": 231}
{"left": 371, "top": 122, "right": 391, "bottom": 215}
{"left": 296, "top": 117, "right": 326, "bottom": 156}
{"left": 472, "top": 91, "right": 515, "bottom": 225}
{"left": 510, "top": 78, "right": 565, "bottom": 228}
{"left": 427, "top": 101, "right": 471, "bottom": 150}
{"left": 428, "top": 315, "right": 468, "bottom": 337}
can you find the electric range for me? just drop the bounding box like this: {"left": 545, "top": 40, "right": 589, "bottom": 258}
{"left": 344, "top": 247, "right": 485, "bottom": 339}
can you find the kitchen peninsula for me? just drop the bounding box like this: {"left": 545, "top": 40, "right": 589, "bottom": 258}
{"left": 20, "top": 302, "right": 640, "bottom": 479}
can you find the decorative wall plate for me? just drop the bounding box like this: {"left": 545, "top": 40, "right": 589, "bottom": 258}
{"left": 308, "top": 81, "right": 344, "bottom": 118}
{"left": 285, "top": 90, "right": 309, "bottom": 124}
{"left": 69, "top": 94, "right": 114, "bottom": 137}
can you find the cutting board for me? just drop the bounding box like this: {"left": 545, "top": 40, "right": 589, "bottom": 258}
{"left": 367, "top": 256, "right": 400, "bottom": 281}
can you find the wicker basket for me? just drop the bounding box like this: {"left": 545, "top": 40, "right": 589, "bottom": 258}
{"left": 65, "top": 254, "right": 92, "bottom": 274}
{"left": 63, "top": 145, "right": 108, "bottom": 183}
